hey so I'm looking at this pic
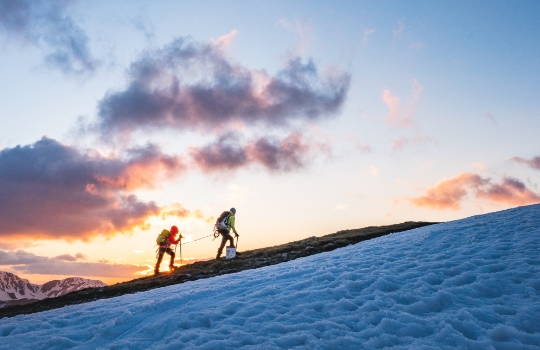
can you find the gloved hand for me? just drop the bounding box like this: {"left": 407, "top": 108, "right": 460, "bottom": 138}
{"left": 235, "top": 233, "right": 239, "bottom": 238}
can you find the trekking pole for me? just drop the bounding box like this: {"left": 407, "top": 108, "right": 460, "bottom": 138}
{"left": 236, "top": 235, "right": 239, "bottom": 249}
{"left": 179, "top": 239, "right": 183, "bottom": 266}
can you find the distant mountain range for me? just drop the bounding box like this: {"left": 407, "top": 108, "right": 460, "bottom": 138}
{"left": 0, "top": 271, "right": 106, "bottom": 308}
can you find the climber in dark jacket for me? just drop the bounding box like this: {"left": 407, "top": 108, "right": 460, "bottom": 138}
{"left": 215, "top": 208, "right": 239, "bottom": 259}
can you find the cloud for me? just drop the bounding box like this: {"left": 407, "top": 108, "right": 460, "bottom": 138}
{"left": 189, "top": 132, "right": 249, "bottom": 172}
{"left": 383, "top": 79, "right": 423, "bottom": 127}
{"left": 190, "top": 132, "right": 324, "bottom": 172}
{"left": 0, "top": 0, "right": 100, "bottom": 75}
{"left": 409, "top": 173, "right": 540, "bottom": 210}
{"left": 382, "top": 89, "right": 401, "bottom": 125}
{"left": 96, "top": 37, "right": 350, "bottom": 139}
{"left": 278, "top": 18, "right": 315, "bottom": 54}
{"left": 160, "top": 202, "right": 214, "bottom": 223}
{"left": 210, "top": 29, "right": 238, "bottom": 47}
{"left": 0, "top": 249, "right": 146, "bottom": 278}
{"left": 485, "top": 111, "right": 498, "bottom": 125}
{"left": 361, "top": 29, "right": 375, "bottom": 44}
{"left": 245, "top": 132, "right": 316, "bottom": 172}
{"left": 510, "top": 156, "right": 540, "bottom": 171}
{"left": 392, "top": 134, "right": 433, "bottom": 151}
{"left": 477, "top": 177, "right": 540, "bottom": 206}
{"left": 471, "top": 162, "right": 486, "bottom": 170}
{"left": 408, "top": 173, "right": 488, "bottom": 210}
{"left": 0, "top": 137, "right": 193, "bottom": 241}
{"left": 54, "top": 253, "right": 86, "bottom": 262}
{"left": 344, "top": 133, "right": 371, "bottom": 153}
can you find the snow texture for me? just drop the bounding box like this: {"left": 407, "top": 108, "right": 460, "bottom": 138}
{"left": 1, "top": 204, "right": 539, "bottom": 349}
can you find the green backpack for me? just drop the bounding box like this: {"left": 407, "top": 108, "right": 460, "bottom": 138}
{"left": 156, "top": 229, "right": 170, "bottom": 245}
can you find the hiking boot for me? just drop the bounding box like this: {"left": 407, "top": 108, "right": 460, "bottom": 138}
{"left": 154, "top": 270, "right": 160, "bottom": 276}
{"left": 169, "top": 265, "right": 176, "bottom": 271}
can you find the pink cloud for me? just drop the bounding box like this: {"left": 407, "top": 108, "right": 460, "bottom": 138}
{"left": 409, "top": 173, "right": 540, "bottom": 210}
{"left": 383, "top": 89, "right": 403, "bottom": 126}
{"left": 485, "top": 111, "right": 498, "bottom": 125}
{"left": 211, "top": 29, "right": 238, "bottom": 47}
{"left": 383, "top": 79, "right": 423, "bottom": 127}
{"left": 477, "top": 177, "right": 540, "bottom": 206}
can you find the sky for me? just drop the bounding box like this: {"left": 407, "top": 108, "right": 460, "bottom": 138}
{"left": 0, "top": 0, "right": 539, "bottom": 285}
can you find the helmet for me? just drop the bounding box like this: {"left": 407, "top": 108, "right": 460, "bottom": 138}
{"left": 230, "top": 208, "right": 236, "bottom": 214}
{"left": 170, "top": 225, "right": 179, "bottom": 234}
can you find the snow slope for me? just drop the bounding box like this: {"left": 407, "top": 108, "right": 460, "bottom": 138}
{"left": 0, "top": 272, "right": 106, "bottom": 304}
{"left": 0, "top": 204, "right": 539, "bottom": 349}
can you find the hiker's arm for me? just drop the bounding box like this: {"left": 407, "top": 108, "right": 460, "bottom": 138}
{"left": 170, "top": 234, "right": 182, "bottom": 245}
{"left": 230, "top": 217, "right": 238, "bottom": 236}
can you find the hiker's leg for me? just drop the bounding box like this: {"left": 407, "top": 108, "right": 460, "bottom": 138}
{"left": 226, "top": 234, "right": 234, "bottom": 247}
{"left": 155, "top": 249, "right": 165, "bottom": 273}
{"left": 166, "top": 248, "right": 176, "bottom": 269}
{"left": 216, "top": 233, "right": 228, "bottom": 258}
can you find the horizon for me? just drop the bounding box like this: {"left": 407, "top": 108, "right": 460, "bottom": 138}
{"left": 0, "top": 0, "right": 539, "bottom": 285}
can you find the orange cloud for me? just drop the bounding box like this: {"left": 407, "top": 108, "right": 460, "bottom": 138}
{"left": 409, "top": 173, "right": 540, "bottom": 210}
{"left": 0, "top": 138, "right": 198, "bottom": 242}
{"left": 160, "top": 203, "right": 214, "bottom": 223}
{"left": 409, "top": 173, "right": 487, "bottom": 210}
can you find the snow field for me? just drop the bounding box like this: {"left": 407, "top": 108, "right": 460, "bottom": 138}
{"left": 0, "top": 204, "right": 539, "bottom": 349}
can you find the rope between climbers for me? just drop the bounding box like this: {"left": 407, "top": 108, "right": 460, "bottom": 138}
{"left": 182, "top": 234, "right": 214, "bottom": 245}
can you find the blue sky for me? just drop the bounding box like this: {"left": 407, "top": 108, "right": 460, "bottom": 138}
{"left": 0, "top": 0, "right": 539, "bottom": 284}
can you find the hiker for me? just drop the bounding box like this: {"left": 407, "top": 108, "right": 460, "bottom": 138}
{"left": 215, "top": 207, "right": 239, "bottom": 259}
{"left": 155, "top": 225, "right": 183, "bottom": 275}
